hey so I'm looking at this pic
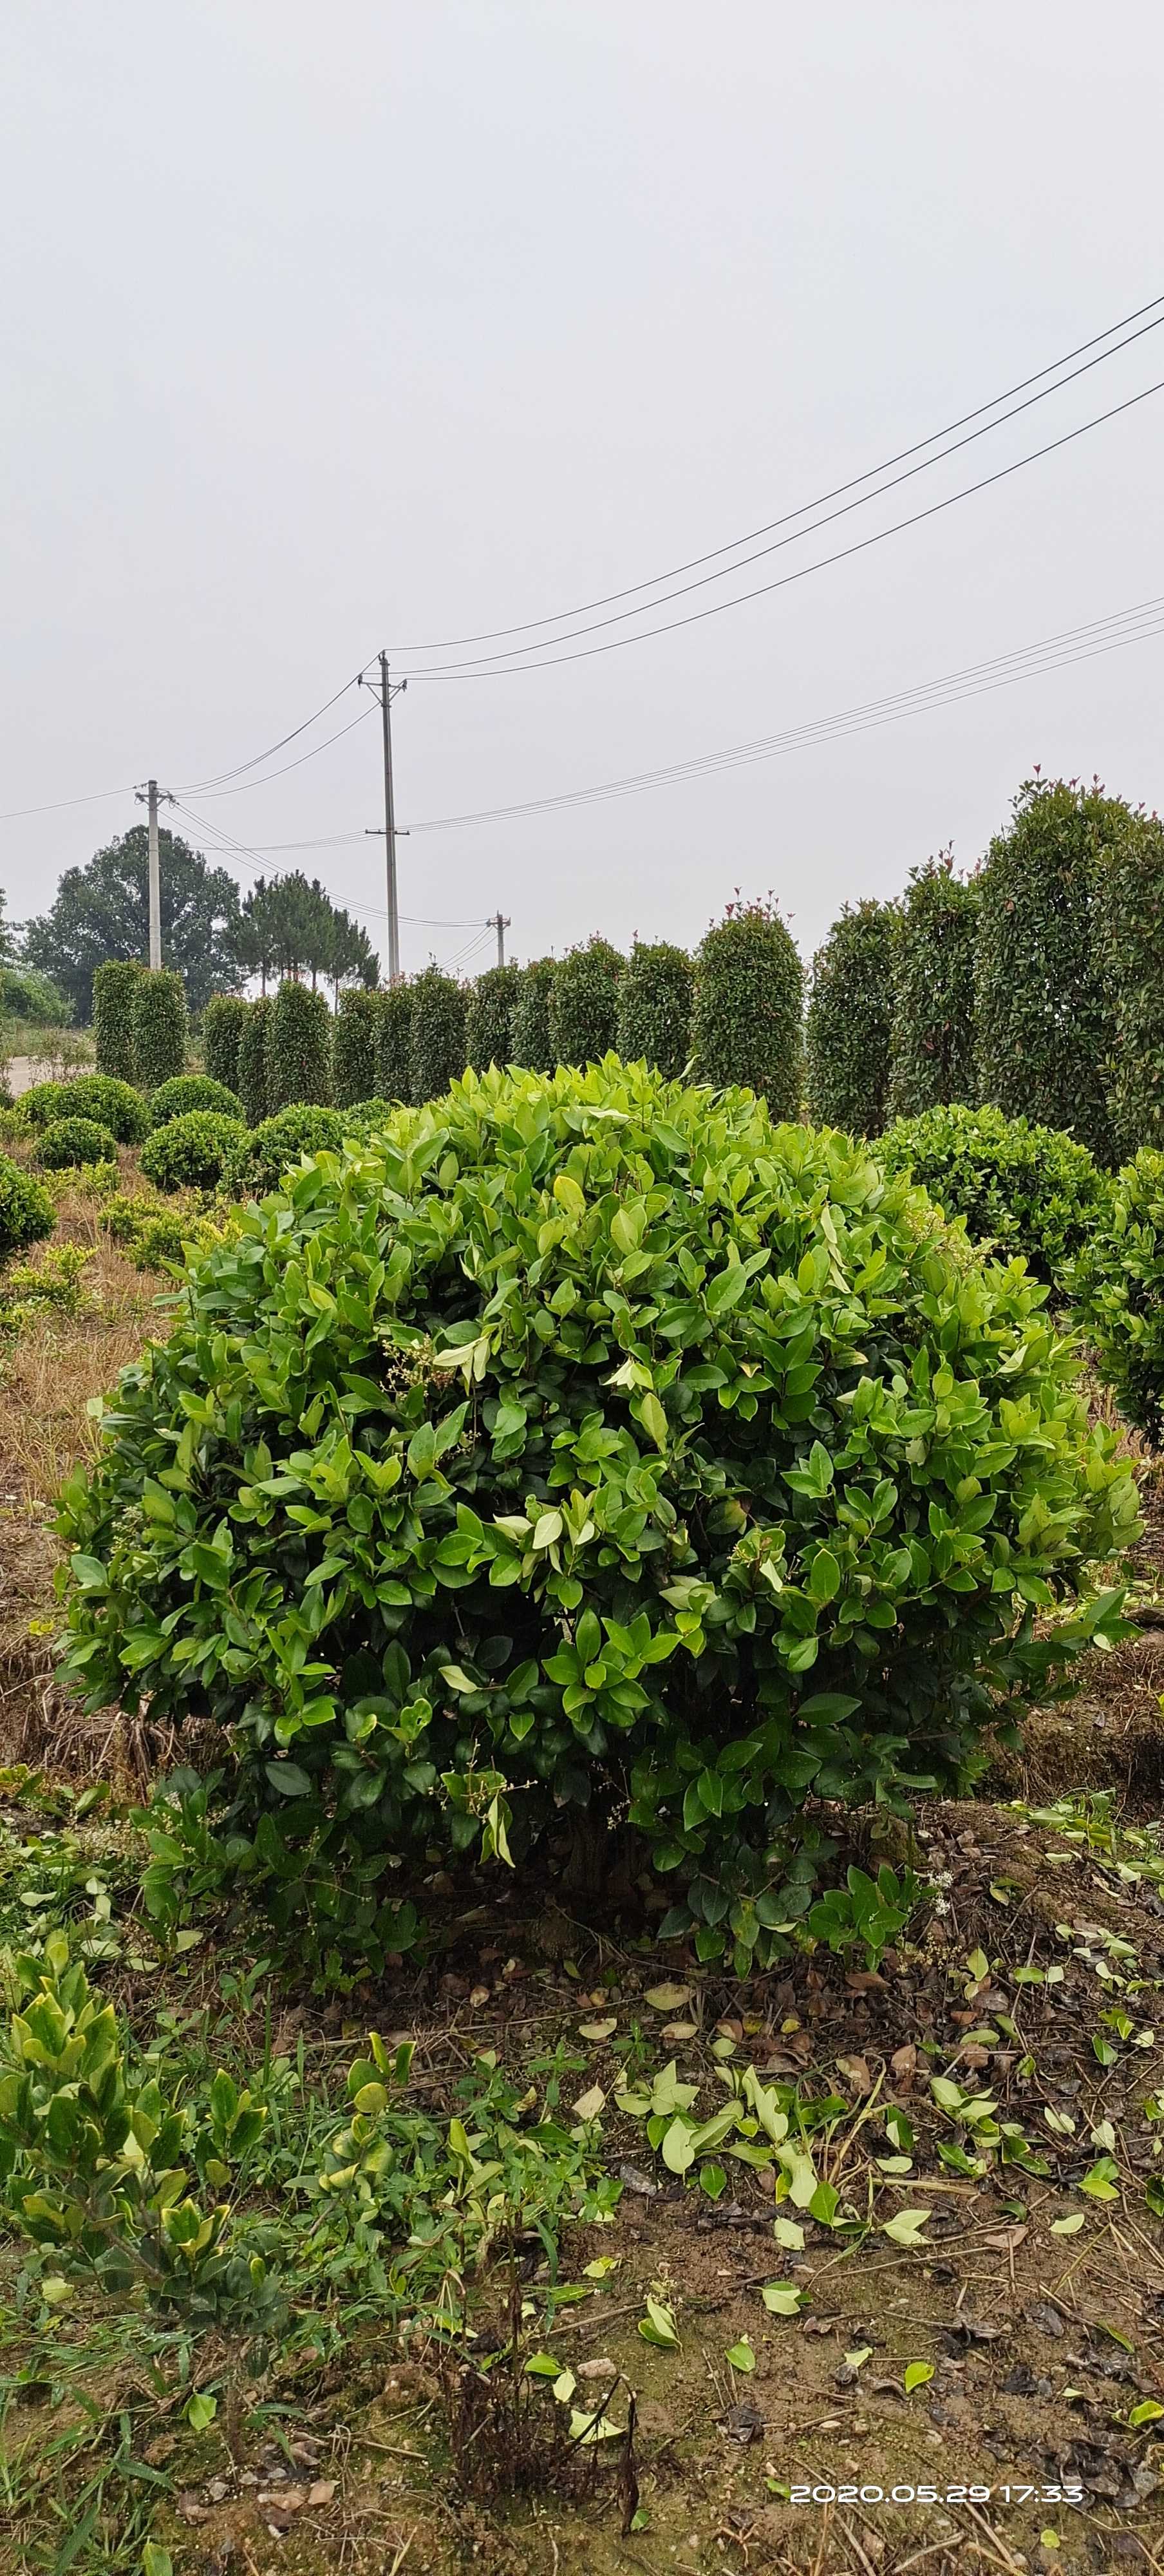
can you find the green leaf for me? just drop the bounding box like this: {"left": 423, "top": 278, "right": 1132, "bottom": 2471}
{"left": 761, "top": 2281, "right": 803, "bottom": 2316}
{"left": 185, "top": 2391, "right": 217, "bottom": 2432}
{"left": 725, "top": 2340, "right": 755, "bottom": 2372}
{"left": 881, "top": 2208, "right": 930, "bottom": 2247}
{"left": 904, "top": 2361, "right": 934, "bottom": 2393}
{"left": 637, "top": 2295, "right": 680, "bottom": 2349}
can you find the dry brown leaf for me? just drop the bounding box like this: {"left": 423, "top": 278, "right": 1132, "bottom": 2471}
{"left": 660, "top": 2020, "right": 698, "bottom": 2041}
{"left": 577, "top": 2356, "right": 618, "bottom": 2379}
{"left": 307, "top": 2481, "right": 337, "bottom": 2508}
{"left": 836, "top": 2054, "right": 873, "bottom": 2093}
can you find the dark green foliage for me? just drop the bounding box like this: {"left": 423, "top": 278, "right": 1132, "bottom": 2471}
{"left": 224, "top": 1104, "right": 346, "bottom": 1198}
{"left": 0, "top": 1157, "right": 54, "bottom": 1262}
{"left": 37, "top": 1117, "right": 118, "bottom": 1170}
{"left": 1093, "top": 808, "right": 1164, "bottom": 1157}
{"left": 616, "top": 940, "right": 695, "bottom": 1080}
{"left": 21, "top": 1075, "right": 147, "bottom": 1143}
{"left": 238, "top": 998, "right": 272, "bottom": 1127}
{"left": 692, "top": 896, "right": 803, "bottom": 1114}
{"left": 465, "top": 964, "right": 522, "bottom": 1072}
{"left": 267, "top": 980, "right": 333, "bottom": 1112}
{"left": 147, "top": 1074, "right": 242, "bottom": 1131}
{"left": 549, "top": 938, "right": 623, "bottom": 1068}
{"left": 141, "top": 1111, "right": 247, "bottom": 1193}
{"left": 805, "top": 900, "right": 896, "bottom": 1135}
{"left": 24, "top": 826, "right": 243, "bottom": 1023}
{"left": 202, "top": 995, "right": 250, "bottom": 1097}
{"left": 346, "top": 1098, "right": 400, "bottom": 1137}
{"left": 510, "top": 958, "right": 556, "bottom": 1071}
{"left": 235, "top": 871, "right": 379, "bottom": 994}
{"left": 333, "top": 989, "right": 383, "bottom": 1108}
{"left": 17, "top": 1082, "right": 69, "bottom": 1130}
{"left": 92, "top": 960, "right": 143, "bottom": 1080}
{"left": 1071, "top": 1150, "right": 1164, "bottom": 1441}
{"left": 131, "top": 969, "right": 188, "bottom": 1092}
{"left": 376, "top": 983, "right": 413, "bottom": 1103}
{"left": 888, "top": 857, "right": 980, "bottom": 1117}
{"left": 975, "top": 778, "right": 1123, "bottom": 1164}
{"left": 409, "top": 967, "right": 467, "bottom": 1106}
{"left": 61, "top": 1060, "right": 1135, "bottom": 1981}
{"left": 879, "top": 1103, "right": 1107, "bottom": 1282}
{"left": 0, "top": 963, "right": 71, "bottom": 1025}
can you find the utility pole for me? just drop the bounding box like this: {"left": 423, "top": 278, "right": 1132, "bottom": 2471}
{"left": 135, "top": 779, "right": 174, "bottom": 967}
{"left": 359, "top": 657, "right": 408, "bottom": 981}
{"left": 487, "top": 911, "right": 511, "bottom": 968}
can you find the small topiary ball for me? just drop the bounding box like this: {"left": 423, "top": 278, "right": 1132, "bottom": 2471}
{"left": 879, "top": 1103, "right": 1107, "bottom": 1282}
{"left": 54, "top": 1075, "right": 149, "bottom": 1144}
{"left": 0, "top": 1156, "right": 55, "bottom": 1262}
{"left": 147, "top": 1074, "right": 244, "bottom": 1132}
{"left": 346, "top": 1097, "right": 401, "bottom": 1139}
{"left": 18, "top": 1081, "right": 66, "bottom": 1130}
{"left": 224, "top": 1104, "right": 346, "bottom": 1197}
{"left": 141, "top": 1110, "right": 247, "bottom": 1193}
{"left": 37, "top": 1117, "right": 119, "bottom": 1170}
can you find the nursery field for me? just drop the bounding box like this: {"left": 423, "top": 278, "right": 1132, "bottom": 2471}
{"left": 0, "top": 1066, "right": 1162, "bottom": 2576}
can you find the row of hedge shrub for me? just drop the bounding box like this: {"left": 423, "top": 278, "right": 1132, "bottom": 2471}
{"left": 93, "top": 963, "right": 189, "bottom": 1090}
{"left": 805, "top": 777, "right": 1164, "bottom": 1162}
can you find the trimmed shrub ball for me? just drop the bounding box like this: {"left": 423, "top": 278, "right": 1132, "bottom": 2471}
{"left": 878, "top": 1103, "right": 1107, "bottom": 1283}
{"left": 37, "top": 1117, "right": 119, "bottom": 1170}
{"left": 60, "top": 1059, "right": 1136, "bottom": 1982}
{"left": 0, "top": 1157, "right": 55, "bottom": 1262}
{"left": 141, "top": 1110, "right": 248, "bottom": 1193}
{"left": 346, "top": 1097, "right": 403, "bottom": 1139}
{"left": 224, "top": 1104, "right": 346, "bottom": 1198}
{"left": 147, "top": 1074, "right": 244, "bottom": 1131}
{"left": 16, "top": 1077, "right": 147, "bottom": 1143}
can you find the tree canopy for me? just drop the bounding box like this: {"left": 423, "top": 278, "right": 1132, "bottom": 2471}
{"left": 22, "top": 826, "right": 245, "bottom": 1021}
{"left": 234, "top": 873, "right": 379, "bottom": 994}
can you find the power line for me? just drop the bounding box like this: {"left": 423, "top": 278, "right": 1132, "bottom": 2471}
{"left": 400, "top": 592, "right": 1164, "bottom": 833}
{"left": 175, "top": 672, "right": 362, "bottom": 792}
{"left": 387, "top": 289, "right": 1164, "bottom": 651}
{"left": 188, "top": 699, "right": 379, "bottom": 797}
{"left": 395, "top": 375, "right": 1164, "bottom": 681}
{"left": 0, "top": 779, "right": 138, "bottom": 824}
{"left": 167, "top": 799, "right": 482, "bottom": 932}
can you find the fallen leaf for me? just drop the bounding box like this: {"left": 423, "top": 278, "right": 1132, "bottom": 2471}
{"left": 890, "top": 2045, "right": 917, "bottom": 2085}
{"left": 660, "top": 2021, "right": 699, "bottom": 2041}
{"left": 836, "top": 2054, "right": 873, "bottom": 2093}
{"left": 726, "top": 2340, "right": 755, "bottom": 2372}
{"left": 469, "top": 1985, "right": 490, "bottom": 2008}
{"left": 307, "top": 2482, "right": 337, "bottom": 2508}
{"left": 1050, "top": 2213, "right": 1086, "bottom": 2236}
{"left": 644, "top": 1983, "right": 691, "bottom": 2011}
{"left": 578, "top": 2018, "right": 617, "bottom": 2041}
{"left": 881, "top": 2208, "right": 930, "bottom": 2247}
{"left": 904, "top": 2362, "right": 935, "bottom": 2393}
{"left": 258, "top": 2487, "right": 308, "bottom": 2512}
{"left": 761, "top": 2281, "right": 803, "bottom": 2317}
{"left": 571, "top": 2085, "right": 606, "bottom": 2122}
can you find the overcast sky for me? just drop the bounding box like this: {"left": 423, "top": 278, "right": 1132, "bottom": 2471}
{"left": 4, "top": 1, "right": 1164, "bottom": 982}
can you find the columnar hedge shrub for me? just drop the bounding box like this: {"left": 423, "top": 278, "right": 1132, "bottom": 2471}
{"left": 376, "top": 983, "right": 413, "bottom": 1104}
{"left": 0, "top": 1159, "right": 54, "bottom": 1262}
{"left": 131, "top": 970, "right": 188, "bottom": 1092}
{"left": 465, "top": 964, "right": 522, "bottom": 1074}
{"left": 147, "top": 1075, "right": 242, "bottom": 1131}
{"left": 805, "top": 900, "right": 896, "bottom": 1135}
{"left": 692, "top": 897, "right": 802, "bottom": 1114}
{"left": 975, "top": 779, "right": 1121, "bottom": 1164}
{"left": 888, "top": 858, "right": 980, "bottom": 1117}
{"left": 409, "top": 967, "right": 467, "bottom": 1105}
{"left": 616, "top": 940, "right": 695, "bottom": 1080}
{"left": 224, "top": 1104, "right": 347, "bottom": 1198}
{"left": 510, "top": 958, "right": 556, "bottom": 1071}
{"left": 879, "top": 1103, "right": 1107, "bottom": 1282}
{"left": 93, "top": 961, "right": 143, "bottom": 1083}
{"left": 549, "top": 938, "right": 623, "bottom": 1068}
{"left": 37, "top": 1117, "right": 118, "bottom": 1171}
{"left": 202, "top": 996, "right": 250, "bottom": 1099}
{"left": 238, "top": 998, "right": 272, "bottom": 1127}
{"left": 141, "top": 1111, "right": 248, "bottom": 1195}
{"left": 267, "top": 980, "right": 333, "bottom": 1112}
{"left": 1094, "top": 809, "right": 1164, "bottom": 1158}
{"left": 333, "top": 990, "right": 382, "bottom": 1110}
{"left": 1071, "top": 1150, "right": 1164, "bottom": 1442}
{"left": 60, "top": 1060, "right": 1135, "bottom": 1980}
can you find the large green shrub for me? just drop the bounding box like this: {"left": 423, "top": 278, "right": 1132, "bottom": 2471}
{"left": 465, "top": 964, "right": 521, "bottom": 1073}
{"left": 376, "top": 983, "right": 413, "bottom": 1103}
{"left": 692, "top": 897, "right": 802, "bottom": 1114}
{"left": 237, "top": 998, "right": 272, "bottom": 1127}
{"left": 267, "top": 980, "right": 333, "bottom": 1112}
{"left": 202, "top": 995, "right": 250, "bottom": 1098}
{"left": 1094, "top": 809, "right": 1164, "bottom": 1159}
{"left": 0, "top": 963, "right": 71, "bottom": 1026}
{"left": 616, "top": 940, "right": 695, "bottom": 1080}
{"left": 805, "top": 900, "right": 896, "bottom": 1135}
{"left": 0, "top": 1158, "right": 54, "bottom": 1262}
{"left": 975, "top": 778, "right": 1122, "bottom": 1164}
{"left": 37, "top": 1117, "right": 118, "bottom": 1171}
{"left": 131, "top": 969, "right": 188, "bottom": 1092}
{"left": 1071, "top": 1150, "right": 1164, "bottom": 1442}
{"left": 23, "top": 1075, "right": 147, "bottom": 1144}
{"left": 141, "top": 1111, "right": 247, "bottom": 1194}
{"left": 60, "top": 1061, "right": 1134, "bottom": 1981}
{"left": 888, "top": 857, "right": 980, "bottom": 1117}
{"left": 224, "top": 1104, "right": 346, "bottom": 1198}
{"left": 147, "top": 1074, "right": 242, "bottom": 1131}
{"left": 333, "top": 989, "right": 382, "bottom": 1109}
{"left": 346, "top": 1098, "right": 404, "bottom": 1140}
{"left": 92, "top": 961, "right": 143, "bottom": 1082}
{"left": 549, "top": 938, "right": 623, "bottom": 1068}
{"left": 879, "top": 1103, "right": 1107, "bottom": 1282}
{"left": 409, "top": 967, "right": 467, "bottom": 1105}
{"left": 510, "top": 958, "right": 556, "bottom": 1071}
